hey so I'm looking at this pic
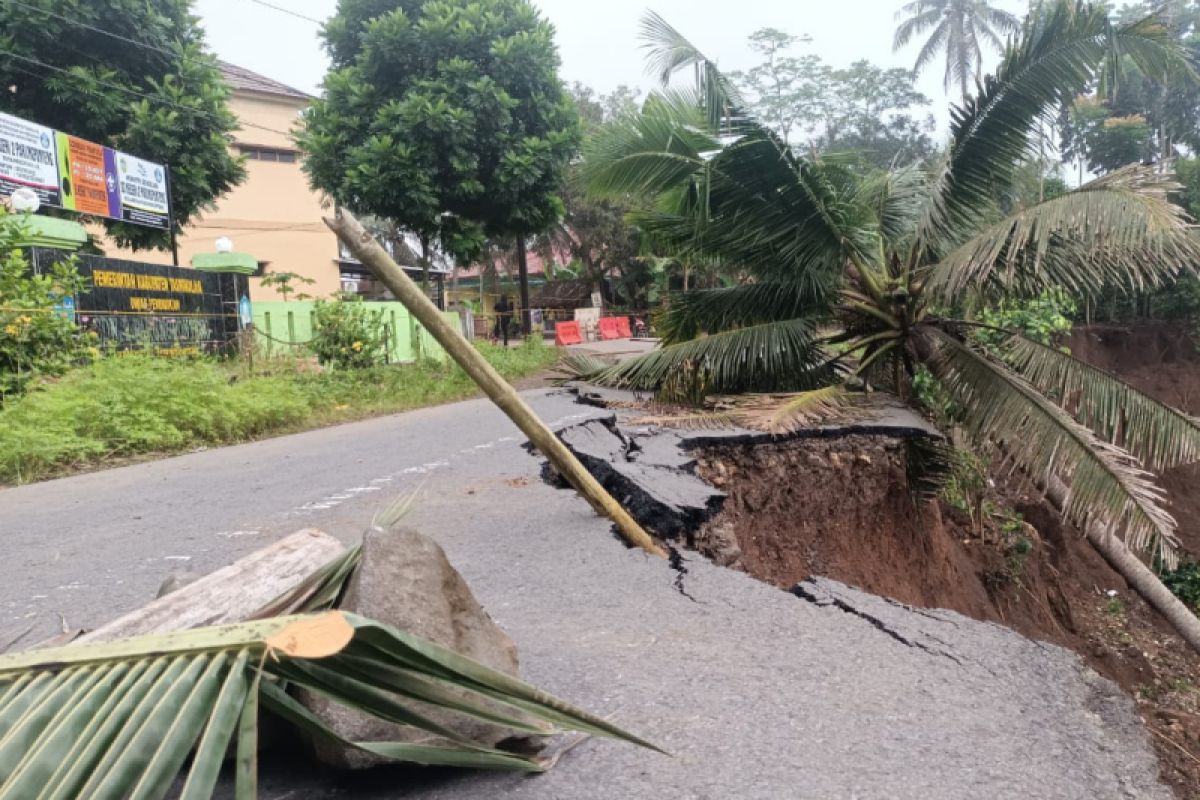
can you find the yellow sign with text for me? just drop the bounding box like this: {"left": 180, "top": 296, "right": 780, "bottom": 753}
{"left": 92, "top": 269, "right": 202, "bottom": 295}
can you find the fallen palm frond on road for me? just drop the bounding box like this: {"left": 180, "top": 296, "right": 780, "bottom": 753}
{"left": 0, "top": 611, "right": 656, "bottom": 800}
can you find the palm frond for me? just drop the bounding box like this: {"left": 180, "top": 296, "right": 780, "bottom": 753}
{"left": 849, "top": 165, "right": 927, "bottom": 254}
{"left": 981, "top": 5, "right": 1021, "bottom": 36}
{"left": 250, "top": 545, "right": 363, "bottom": 619}
{"left": 588, "top": 318, "right": 838, "bottom": 395}
{"left": 582, "top": 92, "right": 718, "bottom": 199}
{"left": 913, "top": 18, "right": 952, "bottom": 76}
{"left": 1098, "top": 10, "right": 1200, "bottom": 96}
{"left": 894, "top": 4, "right": 946, "bottom": 50}
{"left": 627, "top": 408, "right": 742, "bottom": 431}
{"left": 978, "top": 23, "right": 1006, "bottom": 53}
{"left": 905, "top": 435, "right": 958, "bottom": 498}
{"left": 917, "top": 1, "right": 1192, "bottom": 256}
{"left": 1002, "top": 332, "right": 1200, "bottom": 470}
{"left": 555, "top": 353, "right": 611, "bottom": 380}
{"left": 919, "top": 326, "right": 1180, "bottom": 566}
{"left": 588, "top": 20, "right": 877, "bottom": 285}
{"left": 926, "top": 165, "right": 1200, "bottom": 299}
{"left": 656, "top": 281, "right": 833, "bottom": 345}
{"left": 626, "top": 386, "right": 864, "bottom": 434}
{"left": 626, "top": 125, "right": 878, "bottom": 281}
{"left": 734, "top": 385, "right": 860, "bottom": 434}
{"left": 0, "top": 613, "right": 656, "bottom": 800}
{"left": 638, "top": 11, "right": 744, "bottom": 130}
{"left": 371, "top": 490, "right": 421, "bottom": 531}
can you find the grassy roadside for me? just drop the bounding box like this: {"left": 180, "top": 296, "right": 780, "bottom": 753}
{"left": 0, "top": 339, "right": 559, "bottom": 485}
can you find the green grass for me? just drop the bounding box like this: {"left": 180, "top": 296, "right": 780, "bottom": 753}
{"left": 0, "top": 338, "right": 558, "bottom": 485}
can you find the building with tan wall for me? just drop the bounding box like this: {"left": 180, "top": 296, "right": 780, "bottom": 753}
{"left": 193, "top": 63, "right": 340, "bottom": 301}
{"left": 185, "top": 63, "right": 345, "bottom": 301}
{"left": 99, "top": 62, "right": 450, "bottom": 306}
{"left": 104, "top": 63, "right": 343, "bottom": 301}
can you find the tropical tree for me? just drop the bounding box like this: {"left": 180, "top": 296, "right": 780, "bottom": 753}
{"left": 0, "top": 0, "right": 245, "bottom": 251}
{"left": 729, "top": 29, "right": 935, "bottom": 166}
{"left": 301, "top": 0, "right": 579, "bottom": 332}
{"left": 729, "top": 28, "right": 825, "bottom": 147}
{"left": 582, "top": 4, "right": 1200, "bottom": 651}
{"left": 815, "top": 61, "right": 936, "bottom": 168}
{"left": 535, "top": 85, "right": 646, "bottom": 308}
{"left": 893, "top": 0, "right": 1020, "bottom": 101}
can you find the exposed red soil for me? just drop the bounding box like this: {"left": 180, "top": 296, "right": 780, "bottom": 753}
{"left": 692, "top": 323, "right": 1200, "bottom": 798}
{"left": 1065, "top": 323, "right": 1200, "bottom": 561}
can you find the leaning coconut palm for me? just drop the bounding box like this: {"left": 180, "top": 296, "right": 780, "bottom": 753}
{"left": 582, "top": 3, "right": 1200, "bottom": 652}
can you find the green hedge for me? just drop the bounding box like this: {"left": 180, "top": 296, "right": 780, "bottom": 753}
{"left": 0, "top": 339, "right": 556, "bottom": 484}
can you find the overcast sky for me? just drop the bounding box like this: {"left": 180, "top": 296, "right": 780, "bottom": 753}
{"left": 195, "top": 0, "right": 1025, "bottom": 133}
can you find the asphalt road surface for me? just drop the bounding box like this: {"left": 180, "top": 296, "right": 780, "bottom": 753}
{"left": 0, "top": 389, "right": 1171, "bottom": 799}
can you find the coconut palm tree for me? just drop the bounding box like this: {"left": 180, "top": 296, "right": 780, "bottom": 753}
{"left": 894, "top": 0, "right": 1020, "bottom": 102}
{"left": 581, "top": 3, "right": 1200, "bottom": 652}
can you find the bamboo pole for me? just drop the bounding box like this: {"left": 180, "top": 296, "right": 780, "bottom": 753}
{"left": 325, "top": 211, "right": 665, "bottom": 558}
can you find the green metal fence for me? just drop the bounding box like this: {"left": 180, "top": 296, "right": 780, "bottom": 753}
{"left": 251, "top": 301, "right": 456, "bottom": 363}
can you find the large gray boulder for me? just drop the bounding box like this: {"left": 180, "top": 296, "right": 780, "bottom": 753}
{"left": 300, "top": 526, "right": 533, "bottom": 768}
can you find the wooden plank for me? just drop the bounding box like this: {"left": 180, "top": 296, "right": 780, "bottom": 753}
{"left": 77, "top": 529, "right": 347, "bottom": 644}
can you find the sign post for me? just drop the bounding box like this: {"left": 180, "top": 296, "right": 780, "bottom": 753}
{"left": 164, "top": 168, "right": 178, "bottom": 266}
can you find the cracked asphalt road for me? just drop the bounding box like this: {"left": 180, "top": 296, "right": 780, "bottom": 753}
{"left": 0, "top": 388, "right": 1171, "bottom": 799}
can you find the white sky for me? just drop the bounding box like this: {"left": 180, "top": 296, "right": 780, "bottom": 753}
{"left": 195, "top": 0, "right": 1026, "bottom": 134}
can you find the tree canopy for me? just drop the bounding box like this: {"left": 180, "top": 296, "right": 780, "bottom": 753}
{"left": 0, "top": 0, "right": 244, "bottom": 251}
{"left": 728, "top": 29, "right": 824, "bottom": 147}
{"left": 731, "top": 31, "right": 935, "bottom": 168}
{"left": 300, "top": 0, "right": 579, "bottom": 266}
{"left": 1056, "top": 0, "right": 1200, "bottom": 177}
{"left": 532, "top": 84, "right": 643, "bottom": 302}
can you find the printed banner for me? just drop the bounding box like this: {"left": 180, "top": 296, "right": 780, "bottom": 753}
{"left": 114, "top": 151, "right": 169, "bottom": 229}
{"left": 56, "top": 133, "right": 119, "bottom": 217}
{"left": 0, "top": 110, "right": 170, "bottom": 229}
{"left": 0, "top": 111, "right": 60, "bottom": 207}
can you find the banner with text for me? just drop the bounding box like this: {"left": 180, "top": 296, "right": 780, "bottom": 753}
{"left": 0, "top": 111, "right": 170, "bottom": 229}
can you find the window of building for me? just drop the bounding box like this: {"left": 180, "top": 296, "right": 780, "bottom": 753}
{"left": 338, "top": 238, "right": 400, "bottom": 263}
{"left": 238, "top": 145, "right": 297, "bottom": 163}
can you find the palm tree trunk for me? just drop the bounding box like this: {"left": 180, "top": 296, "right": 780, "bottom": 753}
{"left": 326, "top": 210, "right": 665, "bottom": 558}
{"left": 1084, "top": 526, "right": 1200, "bottom": 652}
{"left": 1043, "top": 475, "right": 1200, "bottom": 655}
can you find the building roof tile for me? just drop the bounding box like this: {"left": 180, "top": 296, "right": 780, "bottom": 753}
{"left": 219, "top": 61, "right": 313, "bottom": 101}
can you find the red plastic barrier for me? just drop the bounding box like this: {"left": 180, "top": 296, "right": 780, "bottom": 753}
{"left": 598, "top": 317, "right": 623, "bottom": 340}
{"left": 555, "top": 321, "right": 583, "bottom": 346}
{"left": 615, "top": 316, "right": 632, "bottom": 338}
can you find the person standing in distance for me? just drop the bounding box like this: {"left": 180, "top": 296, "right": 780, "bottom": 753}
{"left": 493, "top": 294, "right": 513, "bottom": 346}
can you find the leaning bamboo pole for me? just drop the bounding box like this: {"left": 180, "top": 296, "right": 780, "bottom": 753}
{"left": 325, "top": 211, "right": 665, "bottom": 558}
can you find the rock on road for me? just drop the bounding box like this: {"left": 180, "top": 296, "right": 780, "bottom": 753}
{"left": 0, "top": 388, "right": 1171, "bottom": 799}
